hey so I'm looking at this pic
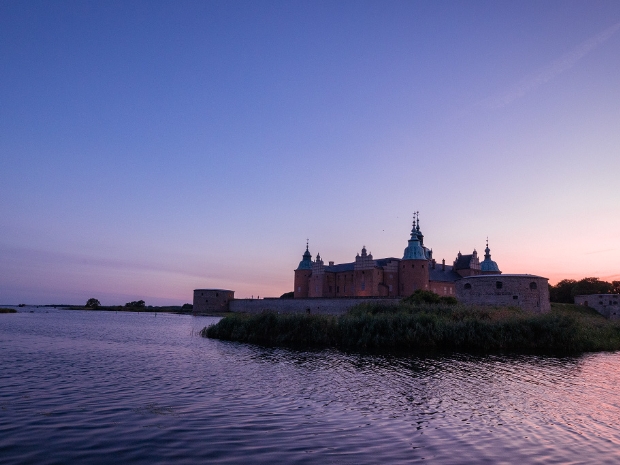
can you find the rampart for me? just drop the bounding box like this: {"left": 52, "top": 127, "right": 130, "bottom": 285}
{"left": 229, "top": 297, "right": 401, "bottom": 315}
{"left": 574, "top": 294, "right": 620, "bottom": 319}
{"left": 455, "top": 274, "right": 550, "bottom": 313}
{"left": 193, "top": 289, "right": 235, "bottom": 315}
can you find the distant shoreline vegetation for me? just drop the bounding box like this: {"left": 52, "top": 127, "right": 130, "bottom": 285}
{"left": 202, "top": 298, "right": 620, "bottom": 354}
{"left": 62, "top": 305, "right": 193, "bottom": 313}
{"left": 0, "top": 308, "right": 17, "bottom": 313}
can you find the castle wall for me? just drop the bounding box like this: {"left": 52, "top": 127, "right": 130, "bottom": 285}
{"left": 399, "top": 259, "right": 429, "bottom": 296}
{"left": 334, "top": 271, "right": 355, "bottom": 297}
{"left": 383, "top": 261, "right": 400, "bottom": 297}
{"left": 294, "top": 270, "right": 311, "bottom": 298}
{"left": 574, "top": 294, "right": 620, "bottom": 319}
{"left": 430, "top": 281, "right": 455, "bottom": 296}
{"left": 455, "top": 275, "right": 550, "bottom": 313}
{"left": 193, "top": 289, "right": 235, "bottom": 315}
{"left": 354, "top": 268, "right": 384, "bottom": 297}
{"left": 229, "top": 297, "right": 401, "bottom": 315}
{"left": 308, "top": 273, "right": 325, "bottom": 297}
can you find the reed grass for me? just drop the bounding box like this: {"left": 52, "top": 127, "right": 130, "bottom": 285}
{"left": 202, "top": 302, "right": 620, "bottom": 353}
{"left": 0, "top": 308, "right": 17, "bottom": 313}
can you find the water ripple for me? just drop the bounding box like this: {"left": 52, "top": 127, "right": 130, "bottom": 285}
{"left": 1, "top": 308, "right": 620, "bottom": 463}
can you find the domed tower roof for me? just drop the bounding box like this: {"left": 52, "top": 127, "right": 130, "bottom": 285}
{"left": 480, "top": 238, "right": 500, "bottom": 272}
{"left": 403, "top": 214, "right": 427, "bottom": 260}
{"left": 296, "top": 241, "right": 313, "bottom": 270}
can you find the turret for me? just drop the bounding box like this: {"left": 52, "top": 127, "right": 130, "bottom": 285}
{"left": 480, "top": 238, "right": 501, "bottom": 274}
{"left": 294, "top": 241, "right": 313, "bottom": 298}
{"left": 400, "top": 213, "right": 430, "bottom": 296}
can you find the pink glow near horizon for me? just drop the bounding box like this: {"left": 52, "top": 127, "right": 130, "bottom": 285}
{"left": 1, "top": 2, "right": 619, "bottom": 305}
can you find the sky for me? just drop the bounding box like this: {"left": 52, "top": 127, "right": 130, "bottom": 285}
{"left": 1, "top": 0, "right": 619, "bottom": 305}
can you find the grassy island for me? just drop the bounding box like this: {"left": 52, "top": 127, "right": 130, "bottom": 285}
{"left": 202, "top": 301, "right": 620, "bottom": 353}
{"left": 0, "top": 308, "right": 17, "bottom": 313}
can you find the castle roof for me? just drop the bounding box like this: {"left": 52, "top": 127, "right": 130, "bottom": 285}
{"left": 403, "top": 214, "right": 427, "bottom": 260}
{"left": 429, "top": 265, "right": 461, "bottom": 283}
{"left": 296, "top": 243, "right": 313, "bottom": 270}
{"left": 480, "top": 240, "right": 500, "bottom": 272}
{"left": 323, "top": 257, "right": 400, "bottom": 273}
{"left": 453, "top": 254, "right": 475, "bottom": 270}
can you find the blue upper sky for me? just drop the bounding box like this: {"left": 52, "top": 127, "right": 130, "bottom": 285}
{"left": 1, "top": 0, "right": 619, "bottom": 305}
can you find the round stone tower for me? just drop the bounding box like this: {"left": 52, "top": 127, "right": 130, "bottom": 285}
{"left": 294, "top": 242, "right": 313, "bottom": 298}
{"left": 399, "top": 214, "right": 430, "bottom": 296}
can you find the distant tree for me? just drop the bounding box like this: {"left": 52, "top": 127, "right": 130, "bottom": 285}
{"left": 125, "top": 300, "right": 146, "bottom": 308}
{"left": 549, "top": 279, "right": 577, "bottom": 303}
{"left": 402, "top": 289, "right": 441, "bottom": 304}
{"left": 571, "top": 277, "right": 612, "bottom": 297}
{"left": 181, "top": 303, "right": 193, "bottom": 310}
{"left": 280, "top": 291, "right": 294, "bottom": 299}
{"left": 612, "top": 281, "right": 620, "bottom": 295}
{"left": 85, "top": 298, "right": 100, "bottom": 309}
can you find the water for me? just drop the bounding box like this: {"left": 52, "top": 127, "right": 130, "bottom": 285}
{"left": 1, "top": 308, "right": 620, "bottom": 464}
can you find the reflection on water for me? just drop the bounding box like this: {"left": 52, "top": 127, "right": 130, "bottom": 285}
{"left": 1, "top": 307, "right": 620, "bottom": 464}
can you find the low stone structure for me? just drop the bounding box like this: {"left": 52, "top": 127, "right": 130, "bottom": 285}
{"left": 455, "top": 274, "right": 550, "bottom": 313}
{"left": 574, "top": 294, "right": 620, "bottom": 319}
{"left": 230, "top": 297, "right": 400, "bottom": 316}
{"left": 193, "top": 289, "right": 235, "bottom": 315}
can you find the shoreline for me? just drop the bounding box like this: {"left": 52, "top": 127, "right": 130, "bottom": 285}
{"left": 203, "top": 302, "right": 620, "bottom": 354}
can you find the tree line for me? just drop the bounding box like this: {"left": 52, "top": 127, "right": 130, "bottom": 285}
{"left": 549, "top": 277, "right": 620, "bottom": 303}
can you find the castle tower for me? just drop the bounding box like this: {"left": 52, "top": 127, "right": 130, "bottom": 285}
{"left": 294, "top": 242, "right": 313, "bottom": 298}
{"left": 399, "top": 214, "right": 430, "bottom": 296}
{"left": 480, "top": 238, "right": 501, "bottom": 275}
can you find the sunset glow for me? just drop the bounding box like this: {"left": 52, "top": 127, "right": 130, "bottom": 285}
{"left": 1, "top": 1, "right": 619, "bottom": 304}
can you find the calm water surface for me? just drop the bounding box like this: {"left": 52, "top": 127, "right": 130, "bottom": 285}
{"left": 1, "top": 307, "right": 620, "bottom": 464}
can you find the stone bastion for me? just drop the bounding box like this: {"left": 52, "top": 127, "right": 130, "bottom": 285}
{"left": 455, "top": 274, "right": 550, "bottom": 313}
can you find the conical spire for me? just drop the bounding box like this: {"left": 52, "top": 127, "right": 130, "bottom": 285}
{"left": 480, "top": 237, "right": 500, "bottom": 272}
{"left": 403, "top": 213, "right": 426, "bottom": 260}
{"left": 296, "top": 240, "right": 313, "bottom": 270}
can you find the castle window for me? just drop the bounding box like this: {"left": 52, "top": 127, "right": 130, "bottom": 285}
{"left": 412, "top": 264, "right": 414, "bottom": 268}
{"left": 216, "top": 292, "right": 219, "bottom": 297}
{"left": 297, "top": 287, "right": 301, "bottom": 292}
{"left": 496, "top": 281, "right": 503, "bottom": 289}
{"left": 464, "top": 283, "right": 471, "bottom": 290}
{"left": 337, "top": 286, "right": 340, "bottom": 293}
{"left": 529, "top": 282, "right": 537, "bottom": 290}
{"left": 513, "top": 295, "right": 518, "bottom": 300}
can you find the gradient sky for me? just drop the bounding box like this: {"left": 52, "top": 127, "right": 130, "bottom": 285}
{"left": 1, "top": 0, "right": 619, "bottom": 305}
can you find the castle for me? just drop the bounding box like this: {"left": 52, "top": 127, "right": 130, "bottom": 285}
{"left": 193, "top": 213, "right": 550, "bottom": 315}
{"left": 294, "top": 214, "right": 501, "bottom": 299}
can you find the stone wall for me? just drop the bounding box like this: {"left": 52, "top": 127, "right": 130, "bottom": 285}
{"left": 229, "top": 297, "right": 401, "bottom": 315}
{"left": 574, "top": 294, "right": 620, "bottom": 319}
{"left": 193, "top": 289, "right": 235, "bottom": 315}
{"left": 455, "top": 274, "right": 550, "bottom": 313}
